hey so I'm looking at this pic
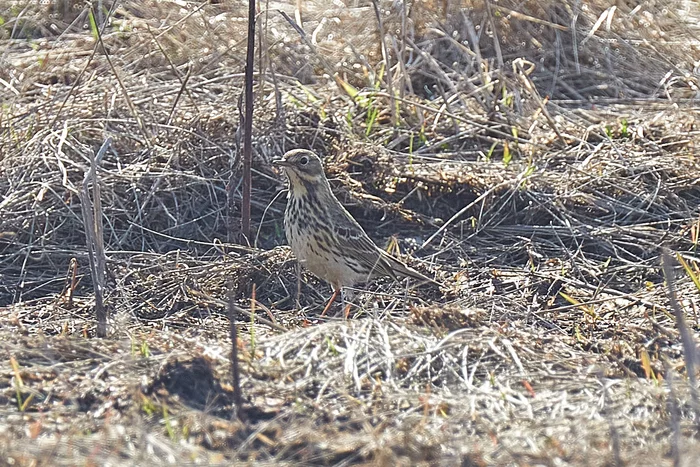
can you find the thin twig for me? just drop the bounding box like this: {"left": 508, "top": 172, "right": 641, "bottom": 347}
{"left": 420, "top": 170, "right": 531, "bottom": 250}
{"left": 146, "top": 26, "right": 199, "bottom": 122}
{"left": 228, "top": 285, "right": 243, "bottom": 417}
{"left": 278, "top": 10, "right": 355, "bottom": 99}
{"left": 663, "top": 355, "right": 682, "bottom": 467}
{"left": 513, "top": 58, "right": 566, "bottom": 146}
{"left": 599, "top": 374, "right": 623, "bottom": 466}
{"left": 91, "top": 6, "right": 152, "bottom": 146}
{"left": 372, "top": 0, "right": 397, "bottom": 127}
{"left": 49, "top": 1, "right": 119, "bottom": 129}
{"left": 661, "top": 248, "right": 700, "bottom": 430}
{"left": 189, "top": 289, "right": 287, "bottom": 333}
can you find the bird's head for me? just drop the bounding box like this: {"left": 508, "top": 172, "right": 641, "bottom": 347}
{"left": 273, "top": 149, "right": 327, "bottom": 193}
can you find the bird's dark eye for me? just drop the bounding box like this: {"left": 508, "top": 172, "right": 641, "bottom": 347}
{"left": 299, "top": 156, "right": 309, "bottom": 166}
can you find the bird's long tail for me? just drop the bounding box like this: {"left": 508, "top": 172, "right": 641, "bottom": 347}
{"left": 381, "top": 252, "right": 442, "bottom": 287}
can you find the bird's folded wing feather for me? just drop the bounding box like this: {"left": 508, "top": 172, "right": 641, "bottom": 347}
{"left": 330, "top": 204, "right": 438, "bottom": 285}
{"left": 328, "top": 205, "right": 397, "bottom": 278}
{"left": 334, "top": 225, "right": 397, "bottom": 277}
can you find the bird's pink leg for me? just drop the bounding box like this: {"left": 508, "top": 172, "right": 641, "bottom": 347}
{"left": 320, "top": 289, "right": 341, "bottom": 317}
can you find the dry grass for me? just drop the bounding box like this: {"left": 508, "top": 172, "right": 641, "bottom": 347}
{"left": 1, "top": 0, "right": 700, "bottom": 465}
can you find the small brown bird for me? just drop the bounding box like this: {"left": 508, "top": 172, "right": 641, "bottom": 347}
{"left": 273, "top": 149, "right": 439, "bottom": 316}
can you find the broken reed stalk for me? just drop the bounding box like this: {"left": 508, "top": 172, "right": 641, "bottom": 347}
{"left": 80, "top": 138, "right": 112, "bottom": 337}
{"left": 68, "top": 257, "right": 78, "bottom": 307}
{"left": 241, "top": 0, "right": 256, "bottom": 243}
{"left": 661, "top": 248, "right": 700, "bottom": 430}
{"left": 228, "top": 286, "right": 243, "bottom": 416}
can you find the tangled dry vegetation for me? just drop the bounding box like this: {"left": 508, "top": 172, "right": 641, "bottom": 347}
{"left": 1, "top": 0, "right": 700, "bottom": 465}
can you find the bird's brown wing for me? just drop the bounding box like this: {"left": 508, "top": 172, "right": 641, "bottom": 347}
{"left": 333, "top": 224, "right": 397, "bottom": 278}
{"left": 329, "top": 202, "right": 440, "bottom": 286}
{"left": 327, "top": 201, "right": 399, "bottom": 278}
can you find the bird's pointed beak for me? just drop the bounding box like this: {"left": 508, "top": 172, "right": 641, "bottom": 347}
{"left": 272, "top": 158, "right": 291, "bottom": 167}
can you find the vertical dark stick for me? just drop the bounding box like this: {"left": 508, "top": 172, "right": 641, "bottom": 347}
{"left": 229, "top": 286, "right": 243, "bottom": 415}
{"left": 241, "top": 0, "right": 256, "bottom": 242}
